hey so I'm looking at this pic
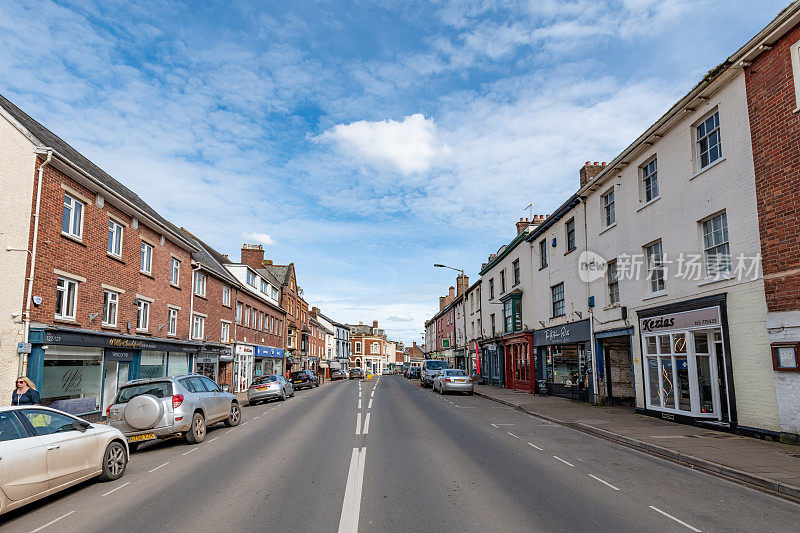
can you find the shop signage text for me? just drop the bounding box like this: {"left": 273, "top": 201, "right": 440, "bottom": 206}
{"left": 534, "top": 319, "right": 591, "bottom": 346}
{"left": 639, "top": 307, "right": 720, "bottom": 334}
{"left": 235, "top": 345, "right": 255, "bottom": 356}
{"left": 255, "top": 346, "right": 285, "bottom": 358}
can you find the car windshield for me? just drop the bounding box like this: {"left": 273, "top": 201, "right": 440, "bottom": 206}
{"left": 445, "top": 370, "right": 467, "bottom": 376}
{"left": 253, "top": 376, "right": 278, "bottom": 385}
{"left": 425, "top": 360, "right": 448, "bottom": 370}
{"left": 117, "top": 381, "right": 173, "bottom": 403}
{"left": 290, "top": 372, "right": 306, "bottom": 378}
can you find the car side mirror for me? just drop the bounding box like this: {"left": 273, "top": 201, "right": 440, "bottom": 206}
{"left": 72, "top": 420, "right": 88, "bottom": 433}
{"left": 221, "top": 384, "right": 230, "bottom": 393}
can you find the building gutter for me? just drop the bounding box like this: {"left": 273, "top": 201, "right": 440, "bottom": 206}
{"left": 20, "top": 150, "right": 52, "bottom": 375}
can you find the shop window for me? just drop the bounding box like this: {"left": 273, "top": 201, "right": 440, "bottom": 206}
{"left": 55, "top": 277, "right": 78, "bottom": 320}
{"left": 602, "top": 188, "right": 616, "bottom": 227}
{"left": 539, "top": 239, "right": 548, "bottom": 269}
{"left": 607, "top": 260, "right": 619, "bottom": 305}
{"left": 168, "top": 353, "right": 190, "bottom": 376}
{"left": 41, "top": 345, "right": 102, "bottom": 413}
{"left": 696, "top": 111, "right": 722, "bottom": 170}
{"left": 108, "top": 219, "right": 123, "bottom": 257}
{"left": 136, "top": 299, "right": 150, "bottom": 331}
{"left": 641, "top": 157, "right": 658, "bottom": 204}
{"left": 168, "top": 307, "right": 178, "bottom": 336}
{"left": 140, "top": 241, "right": 153, "bottom": 274}
{"left": 551, "top": 283, "right": 565, "bottom": 317}
{"left": 702, "top": 212, "right": 731, "bottom": 277}
{"left": 566, "top": 219, "right": 576, "bottom": 252}
{"left": 171, "top": 258, "right": 180, "bottom": 286}
{"left": 62, "top": 193, "right": 84, "bottom": 239}
{"left": 140, "top": 351, "right": 167, "bottom": 379}
{"left": 102, "top": 290, "right": 118, "bottom": 326}
{"left": 645, "top": 241, "right": 666, "bottom": 293}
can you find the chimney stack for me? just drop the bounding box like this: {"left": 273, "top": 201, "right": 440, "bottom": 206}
{"left": 240, "top": 243, "right": 265, "bottom": 269}
{"left": 448, "top": 286, "right": 455, "bottom": 302}
{"left": 439, "top": 296, "right": 447, "bottom": 310}
{"left": 579, "top": 161, "right": 607, "bottom": 187}
{"left": 372, "top": 320, "right": 379, "bottom": 329}
{"left": 516, "top": 217, "right": 530, "bottom": 235}
{"left": 456, "top": 274, "right": 469, "bottom": 296}
{"left": 311, "top": 306, "right": 319, "bottom": 318}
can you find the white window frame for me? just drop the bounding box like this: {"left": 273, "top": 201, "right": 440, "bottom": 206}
{"left": 136, "top": 299, "right": 150, "bottom": 331}
{"left": 355, "top": 341, "right": 362, "bottom": 354}
{"left": 646, "top": 241, "right": 666, "bottom": 293}
{"left": 695, "top": 111, "right": 722, "bottom": 171}
{"left": 607, "top": 260, "right": 620, "bottom": 305}
{"left": 551, "top": 282, "right": 565, "bottom": 317}
{"left": 244, "top": 306, "right": 251, "bottom": 328}
{"left": 247, "top": 271, "right": 256, "bottom": 287}
{"left": 221, "top": 321, "right": 231, "bottom": 343}
{"left": 791, "top": 40, "right": 800, "bottom": 111}
{"left": 236, "top": 302, "right": 243, "bottom": 324}
{"left": 566, "top": 218, "right": 576, "bottom": 252}
{"left": 260, "top": 280, "right": 268, "bottom": 294}
{"left": 62, "top": 193, "right": 84, "bottom": 239}
{"left": 168, "top": 307, "right": 178, "bottom": 336}
{"left": 702, "top": 212, "right": 731, "bottom": 277}
{"left": 222, "top": 285, "right": 231, "bottom": 306}
{"left": 539, "top": 240, "right": 548, "bottom": 269}
{"left": 140, "top": 241, "right": 153, "bottom": 274}
{"left": 194, "top": 271, "right": 206, "bottom": 297}
{"left": 170, "top": 257, "right": 180, "bottom": 286}
{"left": 55, "top": 277, "right": 78, "bottom": 320}
{"left": 102, "top": 290, "right": 118, "bottom": 326}
{"left": 602, "top": 188, "right": 616, "bottom": 227}
{"left": 107, "top": 219, "right": 123, "bottom": 257}
{"left": 641, "top": 157, "right": 658, "bottom": 204}
{"left": 192, "top": 314, "right": 205, "bottom": 340}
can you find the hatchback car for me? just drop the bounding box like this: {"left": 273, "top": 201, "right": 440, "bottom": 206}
{"left": 349, "top": 368, "right": 364, "bottom": 380}
{"left": 290, "top": 370, "right": 319, "bottom": 390}
{"left": 248, "top": 375, "right": 294, "bottom": 404}
{"left": 433, "top": 369, "right": 474, "bottom": 395}
{"left": 0, "top": 405, "right": 128, "bottom": 515}
{"left": 107, "top": 374, "right": 241, "bottom": 450}
{"left": 330, "top": 369, "right": 345, "bottom": 381}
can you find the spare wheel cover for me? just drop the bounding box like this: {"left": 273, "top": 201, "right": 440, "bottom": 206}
{"left": 124, "top": 394, "right": 164, "bottom": 430}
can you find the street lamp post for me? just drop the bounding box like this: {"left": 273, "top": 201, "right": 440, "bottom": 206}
{"left": 434, "top": 263, "right": 471, "bottom": 376}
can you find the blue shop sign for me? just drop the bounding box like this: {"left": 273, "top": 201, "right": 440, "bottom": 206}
{"left": 255, "top": 346, "right": 284, "bottom": 358}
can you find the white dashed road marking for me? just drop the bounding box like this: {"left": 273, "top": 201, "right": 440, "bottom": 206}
{"left": 552, "top": 456, "right": 574, "bottom": 467}
{"left": 356, "top": 413, "right": 362, "bottom": 435}
{"left": 182, "top": 448, "right": 198, "bottom": 456}
{"left": 101, "top": 482, "right": 130, "bottom": 497}
{"left": 649, "top": 506, "right": 701, "bottom": 532}
{"left": 338, "top": 448, "right": 367, "bottom": 533}
{"left": 588, "top": 474, "right": 620, "bottom": 491}
{"left": 363, "top": 413, "right": 371, "bottom": 434}
{"left": 30, "top": 510, "right": 75, "bottom": 532}
{"left": 527, "top": 442, "right": 543, "bottom": 451}
{"left": 148, "top": 462, "right": 170, "bottom": 473}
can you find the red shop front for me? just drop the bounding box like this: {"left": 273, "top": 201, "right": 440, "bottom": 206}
{"left": 502, "top": 331, "right": 535, "bottom": 393}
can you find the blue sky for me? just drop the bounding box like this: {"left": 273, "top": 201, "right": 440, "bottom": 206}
{"left": 0, "top": 0, "right": 788, "bottom": 345}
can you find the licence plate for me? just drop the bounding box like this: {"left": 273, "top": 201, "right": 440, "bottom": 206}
{"left": 456, "top": 379, "right": 466, "bottom": 383}
{"left": 128, "top": 433, "right": 155, "bottom": 443}
{"left": 256, "top": 386, "right": 267, "bottom": 391}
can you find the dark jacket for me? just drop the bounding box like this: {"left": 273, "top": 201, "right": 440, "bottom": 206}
{"left": 12, "top": 388, "right": 40, "bottom": 406}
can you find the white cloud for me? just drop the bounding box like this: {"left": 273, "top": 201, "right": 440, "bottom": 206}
{"left": 317, "top": 113, "right": 451, "bottom": 175}
{"left": 243, "top": 232, "right": 276, "bottom": 246}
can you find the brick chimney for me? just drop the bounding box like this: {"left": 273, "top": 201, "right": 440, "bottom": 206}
{"left": 516, "top": 217, "right": 530, "bottom": 235}
{"left": 311, "top": 306, "right": 320, "bottom": 318}
{"left": 372, "top": 320, "right": 379, "bottom": 329}
{"left": 579, "top": 161, "right": 607, "bottom": 187}
{"left": 448, "top": 286, "right": 455, "bottom": 303}
{"left": 439, "top": 296, "right": 447, "bottom": 310}
{"left": 240, "top": 244, "right": 264, "bottom": 269}
{"left": 456, "top": 274, "right": 469, "bottom": 296}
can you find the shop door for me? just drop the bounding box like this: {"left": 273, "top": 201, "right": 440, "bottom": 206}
{"left": 102, "top": 361, "right": 131, "bottom": 414}
{"left": 691, "top": 330, "right": 723, "bottom": 420}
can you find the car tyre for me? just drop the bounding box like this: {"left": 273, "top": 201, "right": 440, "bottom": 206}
{"left": 225, "top": 402, "right": 241, "bottom": 427}
{"left": 280, "top": 389, "right": 287, "bottom": 401}
{"left": 127, "top": 442, "right": 139, "bottom": 453}
{"left": 98, "top": 441, "right": 127, "bottom": 481}
{"left": 186, "top": 412, "right": 206, "bottom": 444}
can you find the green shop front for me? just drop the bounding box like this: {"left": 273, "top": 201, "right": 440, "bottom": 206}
{"left": 27, "top": 326, "right": 203, "bottom": 420}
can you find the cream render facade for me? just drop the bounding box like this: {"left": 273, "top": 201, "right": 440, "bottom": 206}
{"left": 0, "top": 109, "right": 38, "bottom": 404}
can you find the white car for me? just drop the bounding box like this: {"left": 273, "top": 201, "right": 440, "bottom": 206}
{"left": 0, "top": 405, "right": 129, "bottom": 515}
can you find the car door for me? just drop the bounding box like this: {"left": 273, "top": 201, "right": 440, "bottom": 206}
{"left": 186, "top": 377, "right": 214, "bottom": 419}
{"left": 200, "top": 377, "right": 226, "bottom": 420}
{"left": 0, "top": 411, "right": 49, "bottom": 502}
{"left": 19, "top": 409, "right": 100, "bottom": 490}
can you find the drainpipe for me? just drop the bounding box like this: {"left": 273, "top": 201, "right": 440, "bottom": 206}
{"left": 581, "top": 198, "right": 600, "bottom": 404}
{"left": 20, "top": 150, "right": 52, "bottom": 375}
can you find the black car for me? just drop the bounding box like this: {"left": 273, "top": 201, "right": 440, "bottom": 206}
{"left": 290, "top": 370, "right": 319, "bottom": 390}
{"left": 349, "top": 368, "right": 364, "bottom": 380}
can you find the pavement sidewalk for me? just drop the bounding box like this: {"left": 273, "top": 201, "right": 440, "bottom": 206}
{"left": 474, "top": 384, "right": 800, "bottom": 501}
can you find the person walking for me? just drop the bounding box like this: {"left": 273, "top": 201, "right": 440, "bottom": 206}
{"left": 12, "top": 376, "right": 40, "bottom": 405}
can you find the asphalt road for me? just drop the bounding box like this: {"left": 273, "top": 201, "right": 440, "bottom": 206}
{"left": 2, "top": 376, "right": 798, "bottom": 533}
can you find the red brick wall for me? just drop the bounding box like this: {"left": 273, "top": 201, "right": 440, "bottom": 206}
{"left": 234, "top": 289, "right": 285, "bottom": 349}
{"left": 192, "top": 272, "right": 235, "bottom": 344}
{"left": 746, "top": 25, "right": 800, "bottom": 313}
{"left": 435, "top": 307, "right": 455, "bottom": 350}
{"left": 26, "top": 160, "right": 192, "bottom": 338}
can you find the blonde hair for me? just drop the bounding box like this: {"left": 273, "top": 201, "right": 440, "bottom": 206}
{"left": 16, "top": 376, "right": 36, "bottom": 391}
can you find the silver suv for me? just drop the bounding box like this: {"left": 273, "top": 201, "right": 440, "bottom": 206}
{"left": 107, "top": 374, "right": 241, "bottom": 450}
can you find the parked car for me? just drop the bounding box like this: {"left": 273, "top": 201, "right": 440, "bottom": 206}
{"left": 349, "top": 368, "right": 364, "bottom": 380}
{"left": 0, "top": 405, "right": 128, "bottom": 515}
{"left": 340, "top": 369, "right": 350, "bottom": 379}
{"left": 433, "top": 369, "right": 474, "bottom": 395}
{"left": 382, "top": 369, "right": 392, "bottom": 375}
{"left": 421, "top": 359, "right": 449, "bottom": 387}
{"left": 405, "top": 367, "right": 420, "bottom": 379}
{"left": 330, "top": 369, "right": 345, "bottom": 381}
{"left": 248, "top": 375, "right": 294, "bottom": 404}
{"left": 107, "top": 374, "right": 241, "bottom": 451}
{"left": 290, "top": 370, "right": 319, "bottom": 390}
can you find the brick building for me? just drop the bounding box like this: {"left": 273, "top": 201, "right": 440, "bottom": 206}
{"left": 259, "top": 262, "right": 306, "bottom": 371}
{"left": 743, "top": 2, "right": 800, "bottom": 439}
{"left": 349, "top": 321, "right": 388, "bottom": 374}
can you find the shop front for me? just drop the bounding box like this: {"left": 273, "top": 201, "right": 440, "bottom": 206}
{"left": 479, "top": 341, "right": 504, "bottom": 387}
{"left": 534, "top": 319, "right": 592, "bottom": 399}
{"left": 254, "top": 346, "right": 284, "bottom": 380}
{"left": 194, "top": 344, "right": 233, "bottom": 384}
{"left": 234, "top": 344, "right": 255, "bottom": 393}
{"left": 636, "top": 296, "right": 733, "bottom": 425}
{"left": 501, "top": 332, "right": 534, "bottom": 393}
{"left": 595, "top": 327, "right": 635, "bottom": 406}
{"left": 27, "top": 326, "right": 201, "bottom": 419}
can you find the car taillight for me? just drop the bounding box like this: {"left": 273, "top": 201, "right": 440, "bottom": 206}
{"left": 445, "top": 378, "right": 453, "bottom": 383}
{"left": 106, "top": 404, "right": 113, "bottom": 418}
{"left": 172, "top": 394, "right": 184, "bottom": 408}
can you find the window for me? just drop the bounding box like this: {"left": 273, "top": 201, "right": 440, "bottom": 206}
{"left": 171, "top": 258, "right": 180, "bottom": 286}
{"left": 102, "top": 290, "right": 118, "bottom": 326}
{"left": 607, "top": 260, "right": 620, "bottom": 305}
{"left": 62, "top": 193, "right": 84, "bottom": 239}
{"left": 192, "top": 315, "right": 205, "bottom": 340}
{"left": 702, "top": 213, "right": 731, "bottom": 276}
{"left": 136, "top": 299, "right": 150, "bottom": 331}
{"left": 512, "top": 259, "right": 520, "bottom": 285}
{"left": 551, "top": 283, "right": 565, "bottom": 317}
{"left": 259, "top": 312, "right": 263, "bottom": 331}
{"left": 244, "top": 306, "right": 251, "bottom": 327}
{"left": 222, "top": 285, "right": 231, "bottom": 306}
{"left": 602, "top": 189, "right": 615, "bottom": 227}
{"left": 640, "top": 157, "right": 659, "bottom": 204}
{"left": 260, "top": 280, "right": 268, "bottom": 294}
{"left": 500, "top": 269, "right": 506, "bottom": 294}
{"left": 0, "top": 411, "right": 27, "bottom": 442}
{"left": 168, "top": 307, "right": 178, "bottom": 335}
{"left": 696, "top": 111, "right": 722, "bottom": 169}
{"left": 490, "top": 313, "right": 496, "bottom": 336}
{"left": 22, "top": 409, "right": 81, "bottom": 436}
{"left": 236, "top": 302, "right": 243, "bottom": 324}
{"left": 194, "top": 271, "right": 206, "bottom": 297}
{"left": 108, "top": 219, "right": 123, "bottom": 257}
{"left": 55, "top": 277, "right": 78, "bottom": 320}
{"left": 221, "top": 321, "right": 230, "bottom": 343}
{"left": 355, "top": 342, "right": 362, "bottom": 354}
{"left": 646, "top": 241, "right": 666, "bottom": 293}
{"left": 247, "top": 271, "right": 256, "bottom": 287}
{"left": 566, "top": 219, "right": 576, "bottom": 252}
{"left": 503, "top": 296, "right": 522, "bottom": 334}
{"left": 489, "top": 278, "right": 495, "bottom": 299}
{"left": 140, "top": 242, "right": 153, "bottom": 274}
{"left": 539, "top": 240, "right": 548, "bottom": 268}
{"left": 271, "top": 287, "right": 278, "bottom": 300}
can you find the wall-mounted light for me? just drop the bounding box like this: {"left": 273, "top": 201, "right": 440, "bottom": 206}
{"left": 89, "top": 312, "right": 100, "bottom": 322}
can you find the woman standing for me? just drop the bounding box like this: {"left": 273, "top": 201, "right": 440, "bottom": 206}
{"left": 12, "top": 376, "right": 40, "bottom": 405}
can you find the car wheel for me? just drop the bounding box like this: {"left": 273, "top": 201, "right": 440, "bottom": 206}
{"left": 127, "top": 442, "right": 139, "bottom": 453}
{"left": 280, "top": 389, "right": 287, "bottom": 401}
{"left": 225, "top": 403, "right": 241, "bottom": 427}
{"left": 98, "top": 441, "right": 127, "bottom": 481}
{"left": 186, "top": 412, "right": 206, "bottom": 444}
